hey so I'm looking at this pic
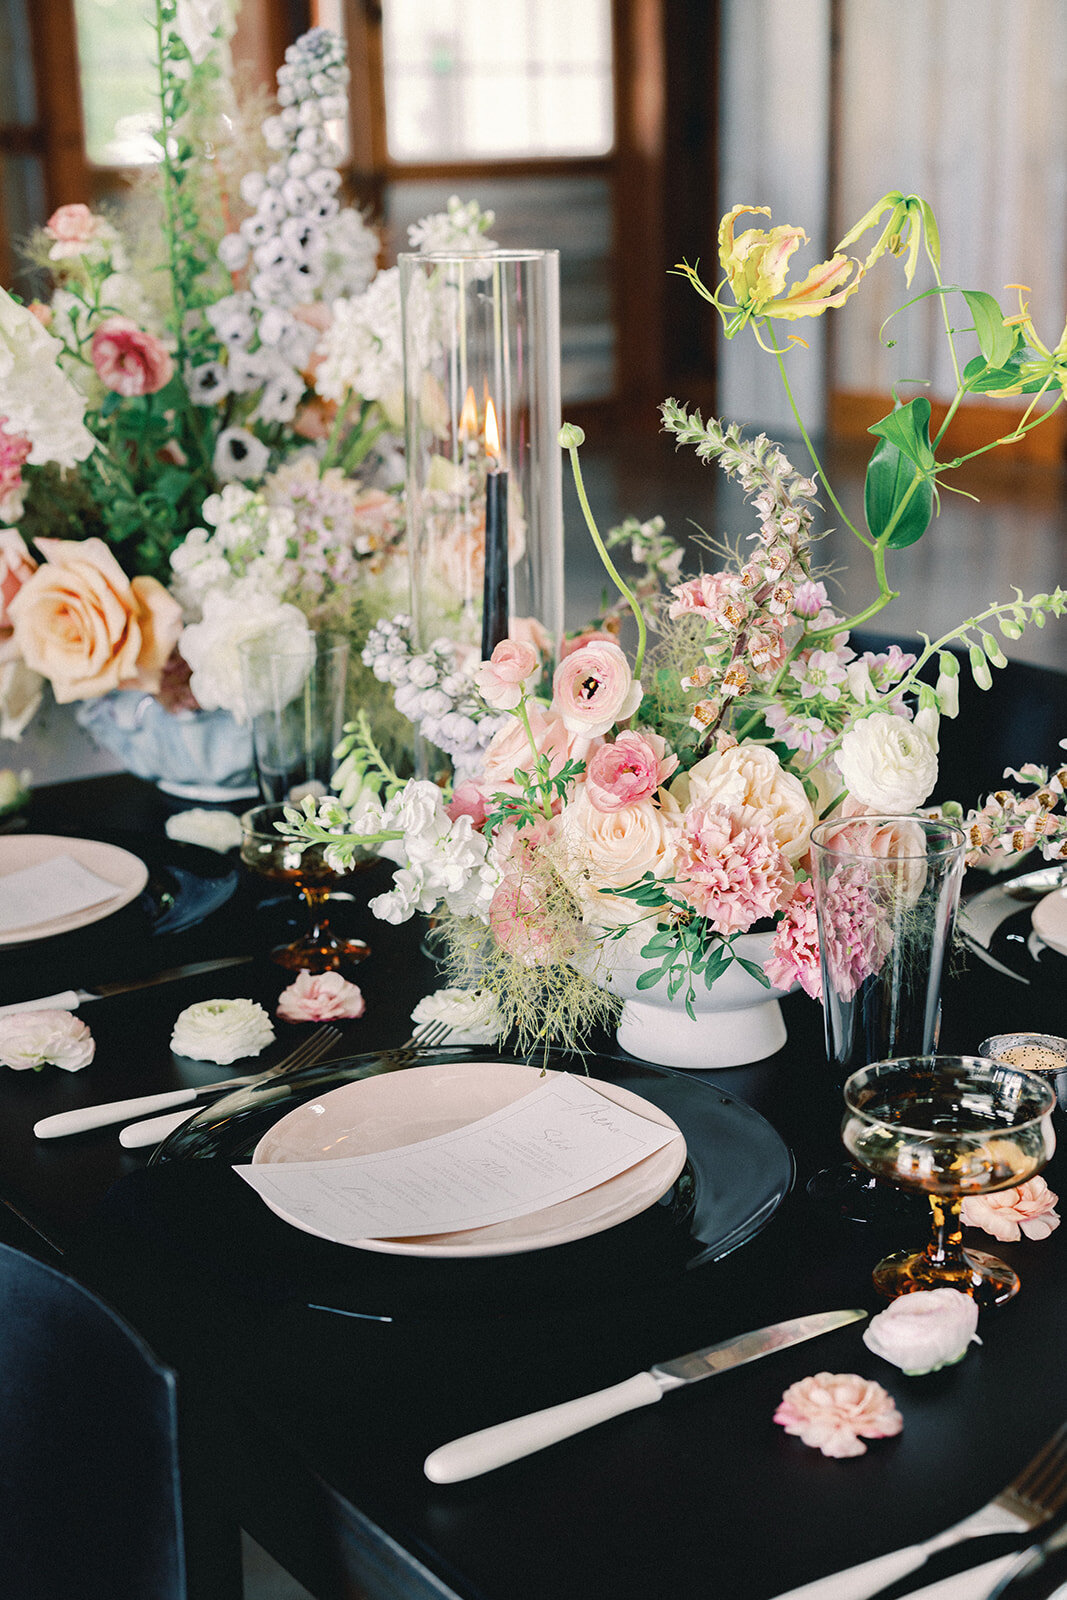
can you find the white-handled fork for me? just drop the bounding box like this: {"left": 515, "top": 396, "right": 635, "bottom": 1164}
{"left": 769, "top": 1420, "right": 1067, "bottom": 1600}
{"left": 117, "top": 1018, "right": 457, "bottom": 1149}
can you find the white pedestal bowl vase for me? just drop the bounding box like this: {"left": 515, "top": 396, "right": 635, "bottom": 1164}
{"left": 597, "top": 931, "right": 789, "bottom": 1070}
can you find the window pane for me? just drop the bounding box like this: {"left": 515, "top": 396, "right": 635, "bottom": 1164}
{"left": 73, "top": 0, "right": 159, "bottom": 166}
{"left": 382, "top": 0, "right": 613, "bottom": 161}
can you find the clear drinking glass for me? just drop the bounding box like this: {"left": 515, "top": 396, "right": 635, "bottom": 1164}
{"left": 843, "top": 1055, "right": 1056, "bottom": 1306}
{"left": 808, "top": 814, "right": 967, "bottom": 1218}
{"left": 238, "top": 632, "right": 350, "bottom": 806}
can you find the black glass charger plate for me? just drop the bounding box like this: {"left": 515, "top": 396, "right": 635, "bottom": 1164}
{"left": 959, "top": 864, "right": 1067, "bottom": 988}
{"left": 87, "top": 1051, "right": 797, "bottom": 1322}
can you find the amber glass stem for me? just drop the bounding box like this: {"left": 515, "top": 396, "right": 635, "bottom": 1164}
{"left": 301, "top": 886, "right": 332, "bottom": 941}
{"left": 926, "top": 1194, "right": 966, "bottom": 1271}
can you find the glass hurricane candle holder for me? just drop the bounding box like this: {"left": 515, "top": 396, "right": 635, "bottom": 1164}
{"left": 842, "top": 1055, "right": 1056, "bottom": 1307}
{"left": 398, "top": 249, "right": 564, "bottom": 665}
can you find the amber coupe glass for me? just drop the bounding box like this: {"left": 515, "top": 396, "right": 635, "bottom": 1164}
{"left": 843, "top": 1056, "right": 1056, "bottom": 1307}
{"left": 240, "top": 803, "right": 370, "bottom": 972}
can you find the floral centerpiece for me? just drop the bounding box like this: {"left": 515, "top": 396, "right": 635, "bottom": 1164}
{"left": 282, "top": 191, "right": 1067, "bottom": 1062}
{"left": 0, "top": 3, "right": 495, "bottom": 778}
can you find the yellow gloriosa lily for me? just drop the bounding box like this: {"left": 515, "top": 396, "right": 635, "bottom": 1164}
{"left": 986, "top": 287, "right": 1067, "bottom": 401}
{"left": 835, "top": 191, "right": 941, "bottom": 287}
{"left": 675, "top": 204, "right": 865, "bottom": 341}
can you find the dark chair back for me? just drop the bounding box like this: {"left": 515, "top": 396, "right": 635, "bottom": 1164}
{"left": 0, "top": 1241, "right": 187, "bottom": 1600}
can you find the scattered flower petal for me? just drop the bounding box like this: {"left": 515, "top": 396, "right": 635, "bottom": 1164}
{"left": 863, "top": 1289, "right": 980, "bottom": 1375}
{"left": 774, "top": 1372, "right": 903, "bottom": 1458}
{"left": 0, "top": 1009, "right": 95, "bottom": 1072}
{"left": 165, "top": 808, "right": 243, "bottom": 853}
{"left": 276, "top": 969, "right": 365, "bottom": 1022}
{"left": 170, "top": 998, "right": 275, "bottom": 1064}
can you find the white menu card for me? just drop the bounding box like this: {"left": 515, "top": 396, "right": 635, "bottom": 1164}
{"left": 235, "top": 1073, "right": 682, "bottom": 1241}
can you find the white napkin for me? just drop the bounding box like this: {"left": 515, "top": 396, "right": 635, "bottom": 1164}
{"left": 0, "top": 855, "right": 125, "bottom": 933}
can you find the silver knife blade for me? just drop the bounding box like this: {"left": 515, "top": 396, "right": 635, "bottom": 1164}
{"left": 652, "top": 1308, "right": 867, "bottom": 1386}
{"left": 424, "top": 1308, "right": 867, "bottom": 1483}
{"left": 0, "top": 957, "right": 253, "bottom": 1016}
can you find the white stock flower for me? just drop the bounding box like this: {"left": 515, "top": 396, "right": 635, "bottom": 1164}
{"left": 0, "top": 287, "right": 95, "bottom": 468}
{"left": 0, "top": 1010, "right": 95, "bottom": 1071}
{"left": 170, "top": 998, "right": 275, "bottom": 1064}
{"left": 178, "top": 587, "right": 312, "bottom": 718}
{"left": 315, "top": 268, "right": 403, "bottom": 404}
{"left": 837, "top": 711, "right": 939, "bottom": 811}
{"left": 363, "top": 780, "right": 500, "bottom": 924}
{"left": 410, "top": 988, "right": 504, "bottom": 1046}
{"left": 863, "top": 1288, "right": 980, "bottom": 1375}
{"left": 407, "top": 196, "right": 497, "bottom": 254}
{"left": 164, "top": 808, "right": 243, "bottom": 853}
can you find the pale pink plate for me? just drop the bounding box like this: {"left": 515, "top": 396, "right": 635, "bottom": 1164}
{"left": 251, "top": 1060, "right": 687, "bottom": 1258}
{"left": 0, "top": 835, "right": 148, "bottom": 946}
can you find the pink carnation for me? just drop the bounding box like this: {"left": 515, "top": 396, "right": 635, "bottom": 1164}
{"left": 765, "top": 880, "right": 822, "bottom": 999}
{"left": 91, "top": 317, "right": 174, "bottom": 397}
{"left": 585, "top": 730, "right": 678, "bottom": 812}
{"left": 0, "top": 421, "right": 32, "bottom": 523}
{"left": 673, "top": 802, "right": 794, "bottom": 936}
{"left": 475, "top": 638, "right": 540, "bottom": 710}
{"left": 276, "top": 969, "right": 365, "bottom": 1023}
{"left": 961, "top": 1177, "right": 1061, "bottom": 1242}
{"left": 774, "top": 1373, "right": 903, "bottom": 1459}
{"left": 551, "top": 640, "right": 641, "bottom": 738}
{"left": 818, "top": 865, "right": 893, "bottom": 1002}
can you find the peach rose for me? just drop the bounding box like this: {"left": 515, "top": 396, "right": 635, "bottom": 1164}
{"left": 91, "top": 318, "right": 174, "bottom": 397}
{"left": 560, "top": 789, "right": 675, "bottom": 928}
{"left": 9, "top": 537, "right": 183, "bottom": 702}
{"left": 961, "top": 1176, "right": 1061, "bottom": 1242}
{"left": 671, "top": 741, "right": 814, "bottom": 865}
{"left": 551, "top": 641, "right": 641, "bottom": 738}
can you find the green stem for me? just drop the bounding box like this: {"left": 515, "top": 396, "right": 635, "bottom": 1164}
{"left": 564, "top": 439, "right": 648, "bottom": 679}
{"left": 768, "top": 327, "right": 871, "bottom": 549}
{"left": 516, "top": 696, "right": 554, "bottom": 820}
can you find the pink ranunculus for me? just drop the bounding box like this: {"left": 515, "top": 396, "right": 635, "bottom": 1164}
{"left": 44, "top": 203, "right": 104, "bottom": 259}
{"left": 764, "top": 879, "right": 822, "bottom": 999}
{"left": 276, "top": 969, "right": 366, "bottom": 1023}
{"left": 475, "top": 638, "right": 541, "bottom": 711}
{"left": 774, "top": 1373, "right": 903, "bottom": 1459}
{"left": 479, "top": 703, "right": 591, "bottom": 801}
{"left": 672, "top": 801, "right": 794, "bottom": 935}
{"left": 551, "top": 640, "right": 641, "bottom": 738}
{"left": 0, "top": 527, "right": 36, "bottom": 629}
{"left": 91, "top": 318, "right": 174, "bottom": 398}
{"left": 446, "top": 781, "right": 489, "bottom": 828}
{"left": 559, "top": 628, "right": 618, "bottom": 659}
{"left": 585, "top": 730, "right": 679, "bottom": 813}
{"left": 961, "top": 1176, "right": 1061, "bottom": 1242}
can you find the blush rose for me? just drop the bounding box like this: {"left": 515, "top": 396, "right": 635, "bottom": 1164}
{"left": 9, "top": 537, "right": 184, "bottom": 702}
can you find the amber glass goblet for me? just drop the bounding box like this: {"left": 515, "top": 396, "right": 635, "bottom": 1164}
{"left": 240, "top": 803, "right": 370, "bottom": 972}
{"left": 842, "top": 1055, "right": 1056, "bottom": 1307}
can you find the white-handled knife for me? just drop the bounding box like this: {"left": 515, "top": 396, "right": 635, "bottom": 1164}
{"left": 424, "top": 1308, "right": 867, "bottom": 1484}
{"left": 0, "top": 956, "right": 253, "bottom": 1017}
{"left": 34, "top": 1073, "right": 268, "bottom": 1140}
{"left": 118, "top": 1107, "right": 202, "bottom": 1148}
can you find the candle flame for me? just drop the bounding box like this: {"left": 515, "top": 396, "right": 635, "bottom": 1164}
{"left": 459, "top": 385, "right": 478, "bottom": 440}
{"left": 484, "top": 395, "right": 501, "bottom": 462}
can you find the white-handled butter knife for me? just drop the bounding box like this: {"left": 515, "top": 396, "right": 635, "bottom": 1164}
{"left": 0, "top": 956, "right": 252, "bottom": 1017}
{"left": 424, "top": 1308, "right": 867, "bottom": 1484}
{"left": 34, "top": 1074, "right": 269, "bottom": 1139}
{"left": 118, "top": 1108, "right": 201, "bottom": 1148}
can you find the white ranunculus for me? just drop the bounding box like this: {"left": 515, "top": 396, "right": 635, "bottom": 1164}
{"left": 0, "top": 287, "right": 95, "bottom": 468}
{"left": 410, "top": 987, "right": 504, "bottom": 1046}
{"left": 178, "top": 587, "right": 312, "bottom": 719}
{"left": 837, "top": 711, "right": 939, "bottom": 811}
{"left": 170, "top": 998, "right": 274, "bottom": 1064}
{"left": 673, "top": 741, "right": 815, "bottom": 864}
{"left": 862, "top": 1288, "right": 980, "bottom": 1375}
{"left": 0, "top": 1009, "right": 95, "bottom": 1071}
{"left": 164, "top": 808, "right": 243, "bottom": 853}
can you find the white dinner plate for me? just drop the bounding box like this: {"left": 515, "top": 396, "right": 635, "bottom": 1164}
{"left": 0, "top": 835, "right": 149, "bottom": 946}
{"left": 251, "top": 1060, "right": 687, "bottom": 1258}
{"left": 1032, "top": 885, "right": 1067, "bottom": 957}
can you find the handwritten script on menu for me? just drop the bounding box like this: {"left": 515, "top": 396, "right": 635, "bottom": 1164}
{"left": 235, "top": 1074, "right": 682, "bottom": 1241}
